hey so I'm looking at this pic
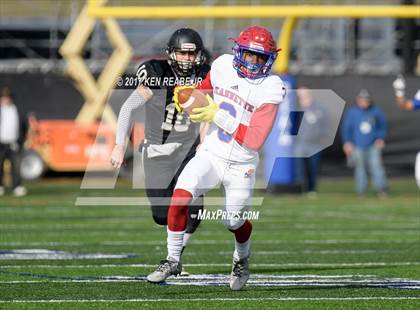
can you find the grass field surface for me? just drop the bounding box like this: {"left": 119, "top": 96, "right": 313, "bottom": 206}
{"left": 0, "top": 178, "right": 419, "bottom": 309}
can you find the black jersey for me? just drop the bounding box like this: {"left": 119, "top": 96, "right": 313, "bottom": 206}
{"left": 137, "top": 59, "right": 210, "bottom": 145}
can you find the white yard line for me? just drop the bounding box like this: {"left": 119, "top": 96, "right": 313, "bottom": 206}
{"left": 0, "top": 239, "right": 417, "bottom": 247}
{"left": 1, "top": 261, "right": 420, "bottom": 269}
{"left": 216, "top": 250, "right": 401, "bottom": 255}
{"left": 263, "top": 210, "right": 418, "bottom": 222}
{"left": 75, "top": 197, "right": 264, "bottom": 206}
{"left": 2, "top": 222, "right": 418, "bottom": 230}
{"left": 1, "top": 297, "right": 420, "bottom": 303}
{"left": 3, "top": 230, "right": 416, "bottom": 238}
{"left": 0, "top": 274, "right": 380, "bottom": 280}
{"left": 1, "top": 276, "right": 420, "bottom": 287}
{"left": 3, "top": 276, "right": 418, "bottom": 283}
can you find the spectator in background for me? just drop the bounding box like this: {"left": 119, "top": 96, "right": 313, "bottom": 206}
{"left": 295, "top": 87, "right": 329, "bottom": 197}
{"left": 0, "top": 87, "right": 28, "bottom": 197}
{"left": 341, "top": 89, "right": 388, "bottom": 197}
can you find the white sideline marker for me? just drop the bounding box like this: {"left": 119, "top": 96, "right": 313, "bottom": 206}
{"left": 1, "top": 274, "right": 420, "bottom": 290}
{"left": 2, "top": 261, "right": 420, "bottom": 269}
{"left": 1, "top": 297, "right": 420, "bottom": 303}
{"left": 74, "top": 197, "right": 264, "bottom": 206}
{"left": 0, "top": 239, "right": 416, "bottom": 247}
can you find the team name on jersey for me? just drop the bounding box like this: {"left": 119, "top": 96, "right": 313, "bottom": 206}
{"left": 214, "top": 86, "right": 255, "bottom": 113}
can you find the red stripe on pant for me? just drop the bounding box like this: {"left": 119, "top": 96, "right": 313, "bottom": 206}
{"left": 167, "top": 189, "right": 193, "bottom": 231}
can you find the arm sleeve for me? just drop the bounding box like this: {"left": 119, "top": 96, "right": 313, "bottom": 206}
{"left": 376, "top": 108, "right": 387, "bottom": 140}
{"left": 233, "top": 103, "right": 279, "bottom": 151}
{"left": 341, "top": 109, "right": 353, "bottom": 144}
{"left": 115, "top": 90, "right": 147, "bottom": 145}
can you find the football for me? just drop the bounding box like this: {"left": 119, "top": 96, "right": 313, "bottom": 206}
{"left": 177, "top": 87, "right": 209, "bottom": 115}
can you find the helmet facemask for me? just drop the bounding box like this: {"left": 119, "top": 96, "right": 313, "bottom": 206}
{"left": 232, "top": 44, "right": 277, "bottom": 79}
{"left": 168, "top": 48, "right": 204, "bottom": 76}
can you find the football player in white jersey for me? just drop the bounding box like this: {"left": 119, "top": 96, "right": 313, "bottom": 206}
{"left": 147, "top": 26, "right": 286, "bottom": 290}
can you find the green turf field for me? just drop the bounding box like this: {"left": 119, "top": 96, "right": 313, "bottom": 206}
{"left": 0, "top": 178, "right": 419, "bottom": 309}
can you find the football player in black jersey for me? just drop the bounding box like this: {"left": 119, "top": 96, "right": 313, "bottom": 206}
{"left": 110, "top": 28, "right": 210, "bottom": 270}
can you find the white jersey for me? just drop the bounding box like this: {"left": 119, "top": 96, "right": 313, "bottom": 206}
{"left": 201, "top": 54, "right": 285, "bottom": 163}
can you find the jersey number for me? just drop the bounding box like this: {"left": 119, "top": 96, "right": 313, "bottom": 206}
{"left": 161, "top": 102, "right": 191, "bottom": 132}
{"left": 217, "top": 102, "right": 237, "bottom": 142}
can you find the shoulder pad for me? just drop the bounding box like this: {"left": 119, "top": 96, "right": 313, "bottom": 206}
{"left": 136, "top": 60, "right": 168, "bottom": 82}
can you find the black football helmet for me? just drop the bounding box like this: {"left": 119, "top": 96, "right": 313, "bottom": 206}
{"left": 166, "top": 28, "right": 205, "bottom": 76}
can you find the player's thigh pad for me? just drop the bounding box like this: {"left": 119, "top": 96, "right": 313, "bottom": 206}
{"left": 175, "top": 150, "right": 221, "bottom": 199}
{"left": 221, "top": 162, "right": 256, "bottom": 230}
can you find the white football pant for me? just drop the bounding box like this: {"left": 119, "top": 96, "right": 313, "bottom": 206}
{"left": 175, "top": 148, "right": 257, "bottom": 230}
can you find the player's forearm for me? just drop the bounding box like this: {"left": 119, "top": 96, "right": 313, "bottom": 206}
{"left": 233, "top": 104, "right": 278, "bottom": 151}
{"left": 115, "top": 88, "right": 150, "bottom": 145}
{"left": 234, "top": 125, "right": 270, "bottom": 151}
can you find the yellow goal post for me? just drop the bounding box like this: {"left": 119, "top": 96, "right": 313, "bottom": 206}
{"left": 60, "top": 0, "right": 419, "bottom": 124}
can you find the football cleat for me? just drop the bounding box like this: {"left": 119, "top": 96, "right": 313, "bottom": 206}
{"left": 229, "top": 256, "right": 250, "bottom": 290}
{"left": 147, "top": 257, "right": 182, "bottom": 283}
{"left": 179, "top": 267, "right": 190, "bottom": 277}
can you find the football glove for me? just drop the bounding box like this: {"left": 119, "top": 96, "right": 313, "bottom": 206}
{"left": 173, "top": 85, "right": 195, "bottom": 113}
{"left": 393, "top": 75, "right": 406, "bottom": 97}
{"left": 190, "top": 94, "right": 218, "bottom": 123}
